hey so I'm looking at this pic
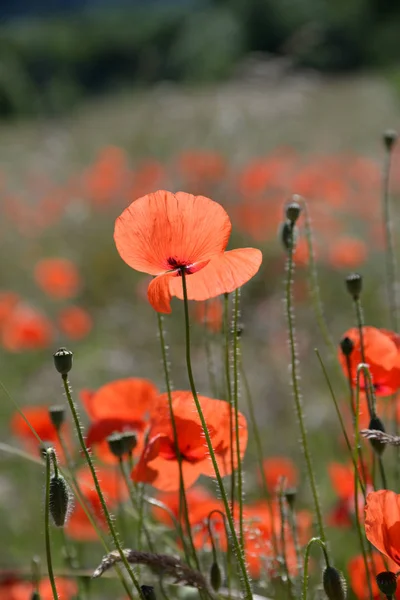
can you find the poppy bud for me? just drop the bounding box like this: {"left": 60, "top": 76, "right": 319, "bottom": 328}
{"left": 141, "top": 585, "right": 157, "bottom": 600}
{"left": 345, "top": 273, "right": 362, "bottom": 300}
{"left": 106, "top": 432, "right": 126, "bottom": 459}
{"left": 323, "top": 566, "right": 347, "bottom": 600}
{"left": 285, "top": 200, "right": 301, "bottom": 224}
{"left": 368, "top": 416, "right": 386, "bottom": 456}
{"left": 284, "top": 488, "right": 297, "bottom": 509}
{"left": 383, "top": 130, "right": 398, "bottom": 152}
{"left": 121, "top": 431, "right": 137, "bottom": 455}
{"left": 39, "top": 441, "right": 53, "bottom": 461}
{"left": 280, "top": 221, "right": 297, "bottom": 251}
{"left": 340, "top": 336, "right": 354, "bottom": 357}
{"left": 53, "top": 347, "right": 73, "bottom": 375}
{"left": 376, "top": 571, "right": 397, "bottom": 597}
{"left": 48, "top": 405, "right": 66, "bottom": 431}
{"left": 210, "top": 561, "right": 222, "bottom": 592}
{"left": 49, "top": 472, "right": 71, "bottom": 527}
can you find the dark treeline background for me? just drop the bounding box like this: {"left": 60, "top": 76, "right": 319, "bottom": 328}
{"left": 1, "top": 0, "right": 400, "bottom": 118}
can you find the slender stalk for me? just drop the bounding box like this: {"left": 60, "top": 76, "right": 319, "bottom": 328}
{"left": 301, "top": 537, "right": 329, "bottom": 600}
{"left": 207, "top": 509, "right": 232, "bottom": 592}
{"left": 119, "top": 459, "right": 154, "bottom": 553}
{"left": 203, "top": 301, "right": 219, "bottom": 397}
{"left": 156, "top": 313, "right": 200, "bottom": 570}
{"left": 287, "top": 504, "right": 302, "bottom": 576}
{"left": 61, "top": 374, "right": 142, "bottom": 599}
{"left": 180, "top": 269, "right": 253, "bottom": 600}
{"left": 278, "top": 492, "right": 294, "bottom": 600}
{"left": 224, "top": 293, "right": 235, "bottom": 513}
{"left": 232, "top": 288, "right": 244, "bottom": 550}
{"left": 45, "top": 448, "right": 59, "bottom": 600}
{"left": 284, "top": 223, "right": 326, "bottom": 546}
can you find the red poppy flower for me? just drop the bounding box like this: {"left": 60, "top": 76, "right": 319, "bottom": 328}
{"left": 328, "top": 462, "right": 372, "bottom": 527}
{"left": 193, "top": 298, "right": 223, "bottom": 333}
{"left": 338, "top": 327, "right": 400, "bottom": 396}
{"left": 348, "top": 553, "right": 400, "bottom": 599}
{"left": 114, "top": 190, "right": 262, "bottom": 313}
{"left": 0, "top": 577, "right": 77, "bottom": 600}
{"left": 66, "top": 466, "right": 127, "bottom": 541}
{"left": 132, "top": 391, "right": 248, "bottom": 491}
{"left": 10, "top": 406, "right": 70, "bottom": 459}
{"left": 365, "top": 490, "right": 400, "bottom": 566}
{"left": 34, "top": 258, "right": 81, "bottom": 299}
{"left": 82, "top": 378, "right": 158, "bottom": 463}
{"left": 328, "top": 237, "right": 368, "bottom": 269}
{"left": 58, "top": 305, "right": 93, "bottom": 340}
{"left": 261, "top": 457, "right": 298, "bottom": 493}
{"left": 0, "top": 291, "right": 19, "bottom": 330}
{"left": 176, "top": 151, "right": 227, "bottom": 187}
{"left": 1, "top": 304, "right": 53, "bottom": 351}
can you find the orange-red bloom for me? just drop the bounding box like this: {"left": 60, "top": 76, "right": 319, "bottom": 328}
{"left": 328, "top": 461, "right": 372, "bottom": 527}
{"left": 261, "top": 457, "right": 298, "bottom": 493}
{"left": 193, "top": 298, "right": 223, "bottom": 333}
{"left": 338, "top": 327, "right": 400, "bottom": 396}
{"left": 114, "top": 190, "right": 262, "bottom": 313}
{"left": 1, "top": 304, "right": 53, "bottom": 351}
{"left": 365, "top": 490, "right": 400, "bottom": 566}
{"left": 10, "top": 406, "right": 69, "bottom": 459}
{"left": 34, "top": 258, "right": 81, "bottom": 299}
{"left": 0, "top": 576, "right": 77, "bottom": 600}
{"left": 348, "top": 553, "right": 400, "bottom": 599}
{"left": 58, "top": 305, "right": 93, "bottom": 340}
{"left": 132, "top": 391, "right": 248, "bottom": 491}
{"left": 82, "top": 378, "right": 158, "bottom": 464}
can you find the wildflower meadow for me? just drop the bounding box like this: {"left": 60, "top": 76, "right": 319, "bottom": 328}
{"left": 3, "top": 81, "right": 400, "bottom": 600}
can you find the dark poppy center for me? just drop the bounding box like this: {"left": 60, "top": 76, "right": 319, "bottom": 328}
{"left": 166, "top": 257, "right": 195, "bottom": 275}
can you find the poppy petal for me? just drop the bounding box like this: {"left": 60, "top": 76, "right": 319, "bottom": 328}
{"left": 114, "top": 190, "right": 232, "bottom": 275}
{"left": 365, "top": 489, "right": 400, "bottom": 565}
{"left": 148, "top": 272, "right": 174, "bottom": 313}
{"left": 170, "top": 248, "right": 262, "bottom": 301}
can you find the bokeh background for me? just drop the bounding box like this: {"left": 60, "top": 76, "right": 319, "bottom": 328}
{"left": 1, "top": 0, "right": 400, "bottom": 597}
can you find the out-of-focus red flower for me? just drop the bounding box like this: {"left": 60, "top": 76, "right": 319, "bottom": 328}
{"left": 0, "top": 292, "right": 19, "bottom": 330}
{"left": 10, "top": 406, "right": 70, "bottom": 460}
{"left": 193, "top": 298, "right": 223, "bottom": 333}
{"left": 66, "top": 466, "right": 127, "bottom": 541}
{"left": 34, "top": 258, "right": 81, "bottom": 299}
{"left": 365, "top": 490, "right": 400, "bottom": 566}
{"left": 0, "top": 576, "right": 77, "bottom": 599}
{"left": 328, "top": 237, "right": 368, "bottom": 269}
{"left": 83, "top": 146, "right": 129, "bottom": 206}
{"left": 1, "top": 304, "right": 53, "bottom": 352}
{"left": 261, "top": 457, "right": 298, "bottom": 493}
{"left": 58, "top": 305, "right": 93, "bottom": 340}
{"left": 338, "top": 327, "right": 400, "bottom": 396}
{"left": 176, "top": 151, "right": 227, "bottom": 187}
{"left": 82, "top": 378, "right": 158, "bottom": 464}
{"left": 328, "top": 461, "right": 371, "bottom": 527}
{"left": 132, "top": 391, "right": 248, "bottom": 491}
{"left": 348, "top": 553, "right": 400, "bottom": 599}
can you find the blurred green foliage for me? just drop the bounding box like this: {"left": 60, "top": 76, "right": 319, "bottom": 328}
{"left": 2, "top": 0, "right": 400, "bottom": 117}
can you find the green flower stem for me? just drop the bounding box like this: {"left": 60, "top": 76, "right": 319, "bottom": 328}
{"left": 232, "top": 288, "right": 244, "bottom": 550}
{"left": 224, "top": 293, "right": 235, "bottom": 514}
{"left": 156, "top": 313, "right": 201, "bottom": 571}
{"left": 45, "top": 448, "right": 60, "bottom": 600}
{"left": 207, "top": 508, "right": 232, "bottom": 591}
{"left": 181, "top": 269, "right": 253, "bottom": 600}
{"left": 287, "top": 504, "right": 302, "bottom": 575}
{"left": 285, "top": 223, "right": 327, "bottom": 546}
{"left": 240, "top": 362, "right": 279, "bottom": 555}
{"left": 382, "top": 136, "right": 399, "bottom": 331}
{"left": 61, "top": 374, "right": 143, "bottom": 599}
{"left": 353, "top": 298, "right": 373, "bottom": 418}
{"left": 315, "top": 349, "right": 366, "bottom": 497}
{"left": 203, "top": 302, "right": 219, "bottom": 397}
{"left": 278, "top": 491, "right": 294, "bottom": 600}
{"left": 344, "top": 356, "right": 369, "bottom": 488}
{"left": 301, "top": 537, "right": 330, "bottom": 600}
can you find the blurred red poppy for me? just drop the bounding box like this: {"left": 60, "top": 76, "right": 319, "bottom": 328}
{"left": 83, "top": 146, "right": 129, "bottom": 206}
{"left": 132, "top": 391, "right": 248, "bottom": 491}
{"left": 348, "top": 553, "right": 400, "bottom": 599}
{"left": 328, "top": 462, "right": 371, "bottom": 527}
{"left": 0, "top": 577, "right": 77, "bottom": 600}
{"left": 1, "top": 304, "right": 53, "bottom": 352}
{"left": 58, "top": 305, "right": 93, "bottom": 340}
{"left": 114, "top": 190, "right": 262, "bottom": 313}
{"left": 261, "top": 457, "right": 298, "bottom": 493}
{"left": 176, "top": 151, "right": 227, "bottom": 187}
{"left": 34, "top": 258, "right": 81, "bottom": 299}
{"left": 10, "top": 406, "right": 70, "bottom": 460}
{"left": 338, "top": 327, "right": 400, "bottom": 396}
{"left": 82, "top": 378, "right": 158, "bottom": 464}
{"left": 0, "top": 292, "right": 19, "bottom": 330}
{"left": 193, "top": 298, "right": 223, "bottom": 333}
{"left": 328, "top": 237, "right": 367, "bottom": 269}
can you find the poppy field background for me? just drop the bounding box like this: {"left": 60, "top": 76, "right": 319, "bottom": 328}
{"left": 2, "top": 66, "right": 400, "bottom": 600}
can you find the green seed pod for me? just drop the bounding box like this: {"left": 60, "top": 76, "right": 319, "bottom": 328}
{"left": 323, "top": 566, "right": 347, "bottom": 600}
{"left": 368, "top": 416, "right": 386, "bottom": 456}
{"left": 280, "top": 221, "right": 297, "bottom": 252}
{"left": 53, "top": 347, "right": 73, "bottom": 375}
{"left": 210, "top": 561, "right": 222, "bottom": 592}
{"left": 383, "top": 130, "right": 398, "bottom": 151}
{"left": 141, "top": 585, "right": 157, "bottom": 600}
{"left": 345, "top": 273, "right": 362, "bottom": 300}
{"left": 106, "top": 432, "right": 126, "bottom": 459}
{"left": 48, "top": 405, "right": 66, "bottom": 431}
{"left": 340, "top": 336, "right": 354, "bottom": 357}
{"left": 376, "top": 571, "right": 397, "bottom": 597}
{"left": 49, "top": 473, "right": 71, "bottom": 527}
{"left": 285, "top": 200, "right": 301, "bottom": 225}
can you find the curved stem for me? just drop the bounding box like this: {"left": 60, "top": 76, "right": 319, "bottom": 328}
{"left": 180, "top": 270, "right": 253, "bottom": 600}
{"left": 45, "top": 449, "right": 59, "bottom": 600}
{"left": 285, "top": 223, "right": 326, "bottom": 546}
{"left": 232, "top": 288, "right": 244, "bottom": 550}
{"left": 302, "top": 537, "right": 329, "bottom": 600}
{"left": 61, "top": 375, "right": 142, "bottom": 599}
